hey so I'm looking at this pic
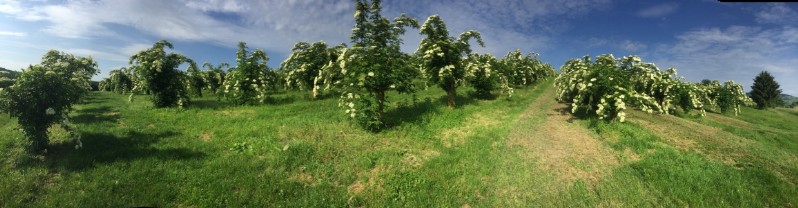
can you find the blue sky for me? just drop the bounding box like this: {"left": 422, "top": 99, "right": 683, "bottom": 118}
{"left": 1, "top": 0, "right": 797, "bottom": 95}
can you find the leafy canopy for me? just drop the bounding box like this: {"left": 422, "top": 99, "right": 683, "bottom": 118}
{"left": 0, "top": 50, "right": 97, "bottom": 153}
{"left": 129, "top": 40, "right": 196, "bottom": 108}
{"left": 750, "top": 70, "right": 783, "bottom": 109}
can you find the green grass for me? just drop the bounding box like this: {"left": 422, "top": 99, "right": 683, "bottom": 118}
{"left": 0, "top": 83, "right": 548, "bottom": 207}
{"left": 2, "top": 82, "right": 798, "bottom": 207}
{"left": 571, "top": 121, "right": 798, "bottom": 207}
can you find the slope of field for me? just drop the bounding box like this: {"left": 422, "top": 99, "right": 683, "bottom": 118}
{"left": 1, "top": 81, "right": 797, "bottom": 207}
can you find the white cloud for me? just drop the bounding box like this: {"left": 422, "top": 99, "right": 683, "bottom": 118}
{"left": 62, "top": 48, "right": 130, "bottom": 62}
{"left": 619, "top": 40, "right": 647, "bottom": 52}
{"left": 0, "top": 0, "right": 22, "bottom": 14}
{"left": 638, "top": 3, "right": 678, "bottom": 18}
{"left": 0, "top": 31, "right": 24, "bottom": 36}
{"left": 756, "top": 3, "right": 798, "bottom": 25}
{"left": 121, "top": 43, "right": 155, "bottom": 57}
{"left": 6, "top": 0, "right": 612, "bottom": 56}
{"left": 4, "top": 0, "right": 614, "bottom": 81}
{"left": 653, "top": 26, "right": 798, "bottom": 95}
{"left": 390, "top": 0, "right": 609, "bottom": 55}
{"left": 9, "top": 0, "right": 354, "bottom": 52}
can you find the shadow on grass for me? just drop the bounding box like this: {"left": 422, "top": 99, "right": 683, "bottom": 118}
{"left": 384, "top": 98, "right": 439, "bottom": 129}
{"left": 36, "top": 130, "right": 205, "bottom": 172}
{"left": 436, "top": 93, "right": 478, "bottom": 109}
{"left": 189, "top": 94, "right": 299, "bottom": 109}
{"left": 553, "top": 105, "right": 585, "bottom": 123}
{"left": 264, "top": 95, "right": 297, "bottom": 105}
{"left": 72, "top": 106, "right": 120, "bottom": 125}
{"left": 465, "top": 90, "right": 499, "bottom": 100}
{"left": 79, "top": 94, "right": 110, "bottom": 105}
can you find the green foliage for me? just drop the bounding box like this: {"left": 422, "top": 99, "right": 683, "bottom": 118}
{"left": 337, "top": 0, "right": 420, "bottom": 131}
{"left": 0, "top": 50, "right": 96, "bottom": 153}
{"left": 129, "top": 40, "right": 196, "bottom": 108}
{"left": 417, "top": 15, "right": 484, "bottom": 107}
{"left": 499, "top": 49, "right": 556, "bottom": 87}
{"left": 282, "top": 41, "right": 347, "bottom": 98}
{"left": 464, "top": 53, "right": 502, "bottom": 99}
{"left": 717, "top": 80, "right": 754, "bottom": 115}
{"left": 556, "top": 54, "right": 755, "bottom": 121}
{"left": 200, "top": 62, "right": 229, "bottom": 99}
{"left": 0, "top": 67, "right": 21, "bottom": 88}
{"left": 671, "top": 81, "right": 704, "bottom": 114}
{"left": 229, "top": 142, "right": 252, "bottom": 154}
{"left": 750, "top": 70, "right": 783, "bottom": 109}
{"left": 186, "top": 64, "right": 205, "bottom": 97}
{"left": 698, "top": 79, "right": 754, "bottom": 115}
{"left": 221, "top": 42, "right": 272, "bottom": 105}
{"left": 555, "top": 55, "right": 670, "bottom": 122}
{"left": 311, "top": 44, "right": 348, "bottom": 98}
{"left": 99, "top": 67, "right": 134, "bottom": 93}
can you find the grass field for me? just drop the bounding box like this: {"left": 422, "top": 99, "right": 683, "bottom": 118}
{"left": 2, "top": 80, "right": 797, "bottom": 207}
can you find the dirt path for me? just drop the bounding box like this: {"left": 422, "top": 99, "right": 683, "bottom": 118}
{"left": 505, "top": 85, "right": 618, "bottom": 185}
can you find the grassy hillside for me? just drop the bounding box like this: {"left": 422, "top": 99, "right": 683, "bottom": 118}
{"left": 0, "top": 67, "right": 21, "bottom": 88}
{"left": 1, "top": 80, "right": 797, "bottom": 207}
{"left": 781, "top": 94, "right": 798, "bottom": 107}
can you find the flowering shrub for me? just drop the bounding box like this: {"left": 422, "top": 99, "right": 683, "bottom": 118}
{"left": 200, "top": 62, "right": 229, "bottom": 100}
{"left": 718, "top": 80, "right": 754, "bottom": 116}
{"left": 221, "top": 42, "right": 272, "bottom": 105}
{"left": 186, "top": 63, "right": 205, "bottom": 97}
{"left": 556, "top": 55, "right": 664, "bottom": 122}
{"left": 0, "top": 50, "right": 96, "bottom": 153}
{"left": 556, "top": 54, "right": 754, "bottom": 122}
{"left": 417, "top": 15, "right": 484, "bottom": 107}
{"left": 99, "top": 67, "right": 134, "bottom": 94}
{"left": 464, "top": 53, "right": 503, "bottom": 98}
{"left": 499, "top": 49, "right": 556, "bottom": 87}
{"left": 672, "top": 81, "right": 706, "bottom": 116}
{"left": 335, "top": 0, "right": 420, "bottom": 131}
{"left": 129, "top": 40, "right": 195, "bottom": 108}
{"left": 281, "top": 41, "right": 346, "bottom": 98}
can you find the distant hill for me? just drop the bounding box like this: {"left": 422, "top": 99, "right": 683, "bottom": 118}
{"left": 746, "top": 90, "right": 797, "bottom": 107}
{"left": 782, "top": 94, "right": 798, "bottom": 107}
{"left": 0, "top": 67, "right": 21, "bottom": 88}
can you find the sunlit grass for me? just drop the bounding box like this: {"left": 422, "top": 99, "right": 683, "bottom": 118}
{"left": 2, "top": 81, "right": 797, "bottom": 207}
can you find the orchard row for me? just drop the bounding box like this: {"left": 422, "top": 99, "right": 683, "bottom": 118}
{"left": 554, "top": 54, "right": 754, "bottom": 122}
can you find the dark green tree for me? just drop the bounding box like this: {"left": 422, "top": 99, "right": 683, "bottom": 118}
{"left": 750, "top": 71, "right": 783, "bottom": 109}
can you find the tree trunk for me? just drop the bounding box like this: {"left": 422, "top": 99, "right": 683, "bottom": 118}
{"left": 25, "top": 126, "right": 49, "bottom": 154}
{"left": 447, "top": 86, "right": 456, "bottom": 108}
{"left": 375, "top": 90, "right": 386, "bottom": 122}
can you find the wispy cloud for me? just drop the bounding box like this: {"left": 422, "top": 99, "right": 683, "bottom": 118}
{"left": 637, "top": 3, "right": 678, "bottom": 18}
{"left": 389, "top": 0, "right": 610, "bottom": 55}
{"left": 653, "top": 26, "right": 798, "bottom": 95}
{"left": 10, "top": 0, "right": 354, "bottom": 51}
{"left": 6, "top": 0, "right": 612, "bottom": 61}
{"left": 0, "top": 31, "right": 24, "bottom": 36}
{"left": 62, "top": 48, "right": 130, "bottom": 62}
{"left": 0, "top": 0, "right": 22, "bottom": 14}
{"left": 619, "top": 40, "right": 647, "bottom": 52}
{"left": 756, "top": 3, "right": 798, "bottom": 25}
